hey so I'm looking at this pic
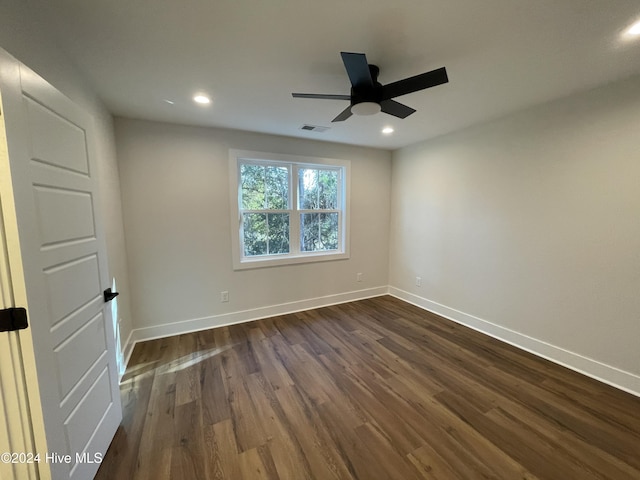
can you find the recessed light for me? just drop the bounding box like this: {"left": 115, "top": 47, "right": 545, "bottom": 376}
{"left": 193, "top": 94, "right": 211, "bottom": 105}
{"left": 382, "top": 126, "right": 394, "bottom": 135}
{"left": 628, "top": 21, "right": 640, "bottom": 35}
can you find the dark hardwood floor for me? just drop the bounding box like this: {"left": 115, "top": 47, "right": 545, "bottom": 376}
{"left": 96, "top": 296, "right": 640, "bottom": 479}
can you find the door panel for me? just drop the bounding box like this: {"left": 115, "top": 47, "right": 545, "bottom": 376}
{"left": 49, "top": 296, "right": 103, "bottom": 347}
{"left": 54, "top": 312, "right": 107, "bottom": 398}
{"left": 44, "top": 254, "right": 101, "bottom": 324}
{"left": 25, "top": 96, "right": 89, "bottom": 174}
{"left": 65, "top": 368, "right": 112, "bottom": 458}
{"left": 34, "top": 186, "right": 96, "bottom": 244}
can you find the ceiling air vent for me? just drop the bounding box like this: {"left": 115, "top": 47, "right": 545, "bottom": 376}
{"left": 300, "top": 124, "right": 330, "bottom": 133}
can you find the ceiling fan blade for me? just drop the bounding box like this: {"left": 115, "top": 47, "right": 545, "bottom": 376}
{"left": 292, "top": 93, "right": 351, "bottom": 100}
{"left": 331, "top": 105, "right": 353, "bottom": 122}
{"left": 381, "top": 67, "right": 448, "bottom": 100}
{"left": 340, "top": 52, "right": 374, "bottom": 88}
{"left": 380, "top": 99, "right": 416, "bottom": 119}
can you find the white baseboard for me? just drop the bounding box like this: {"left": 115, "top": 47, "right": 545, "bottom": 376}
{"left": 129, "top": 286, "right": 388, "bottom": 346}
{"left": 388, "top": 286, "right": 640, "bottom": 398}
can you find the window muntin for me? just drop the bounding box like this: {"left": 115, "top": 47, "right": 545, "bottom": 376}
{"left": 230, "top": 151, "right": 349, "bottom": 269}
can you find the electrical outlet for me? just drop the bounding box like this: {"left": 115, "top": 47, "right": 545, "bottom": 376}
{"left": 415, "top": 276, "right": 422, "bottom": 287}
{"left": 357, "top": 272, "right": 363, "bottom": 282}
{"left": 221, "top": 291, "right": 229, "bottom": 302}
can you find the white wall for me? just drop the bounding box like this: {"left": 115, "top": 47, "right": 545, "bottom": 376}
{"left": 115, "top": 118, "right": 391, "bottom": 339}
{"left": 389, "top": 75, "right": 640, "bottom": 394}
{"left": 0, "top": 2, "right": 133, "bottom": 357}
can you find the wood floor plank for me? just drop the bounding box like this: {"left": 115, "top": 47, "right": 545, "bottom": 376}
{"left": 226, "top": 375, "right": 269, "bottom": 453}
{"left": 171, "top": 400, "right": 208, "bottom": 480}
{"left": 200, "top": 354, "right": 230, "bottom": 425}
{"left": 482, "top": 406, "right": 606, "bottom": 480}
{"left": 237, "top": 447, "right": 272, "bottom": 480}
{"left": 408, "top": 443, "right": 467, "bottom": 480}
{"left": 354, "top": 422, "right": 423, "bottom": 480}
{"left": 133, "top": 368, "right": 176, "bottom": 480}
{"left": 251, "top": 336, "right": 295, "bottom": 391}
{"left": 315, "top": 400, "right": 389, "bottom": 480}
{"left": 540, "top": 376, "right": 640, "bottom": 432}
{"left": 207, "top": 419, "right": 241, "bottom": 479}
{"left": 272, "top": 386, "right": 338, "bottom": 479}
{"left": 97, "top": 296, "right": 640, "bottom": 480}
{"left": 319, "top": 348, "right": 426, "bottom": 454}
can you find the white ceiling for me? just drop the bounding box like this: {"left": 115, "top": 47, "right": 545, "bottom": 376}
{"left": 28, "top": 0, "right": 640, "bottom": 150}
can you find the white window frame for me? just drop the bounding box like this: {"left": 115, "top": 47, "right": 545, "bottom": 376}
{"left": 229, "top": 149, "right": 350, "bottom": 270}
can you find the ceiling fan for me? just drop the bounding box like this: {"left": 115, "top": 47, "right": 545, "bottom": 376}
{"left": 292, "top": 51, "right": 449, "bottom": 122}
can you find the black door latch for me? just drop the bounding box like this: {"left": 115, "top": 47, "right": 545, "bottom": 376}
{"left": 0, "top": 307, "right": 29, "bottom": 332}
{"left": 104, "top": 288, "right": 119, "bottom": 303}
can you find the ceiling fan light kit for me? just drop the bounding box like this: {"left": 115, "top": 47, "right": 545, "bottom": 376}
{"left": 292, "top": 51, "right": 448, "bottom": 122}
{"left": 351, "top": 101, "right": 381, "bottom": 116}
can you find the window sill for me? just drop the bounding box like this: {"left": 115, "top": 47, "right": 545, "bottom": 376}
{"left": 233, "top": 251, "right": 349, "bottom": 270}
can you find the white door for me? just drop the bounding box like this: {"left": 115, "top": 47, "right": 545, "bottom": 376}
{"left": 0, "top": 50, "right": 122, "bottom": 479}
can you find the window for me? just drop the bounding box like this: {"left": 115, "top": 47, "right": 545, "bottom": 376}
{"left": 229, "top": 150, "right": 349, "bottom": 269}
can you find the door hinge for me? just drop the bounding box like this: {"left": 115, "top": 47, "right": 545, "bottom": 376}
{"left": 0, "top": 307, "right": 29, "bottom": 332}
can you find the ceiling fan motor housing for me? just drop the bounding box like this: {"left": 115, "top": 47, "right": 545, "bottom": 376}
{"left": 350, "top": 65, "right": 382, "bottom": 106}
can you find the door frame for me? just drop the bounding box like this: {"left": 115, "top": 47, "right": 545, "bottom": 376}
{"left": 0, "top": 49, "right": 51, "bottom": 480}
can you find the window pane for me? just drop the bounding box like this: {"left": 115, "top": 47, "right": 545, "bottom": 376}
{"left": 267, "top": 213, "right": 290, "bottom": 254}
{"left": 241, "top": 165, "right": 266, "bottom": 210}
{"left": 319, "top": 212, "right": 338, "bottom": 250}
{"left": 241, "top": 164, "right": 289, "bottom": 210}
{"left": 318, "top": 170, "right": 338, "bottom": 209}
{"left": 243, "top": 213, "right": 267, "bottom": 256}
{"left": 300, "top": 213, "right": 319, "bottom": 251}
{"left": 265, "top": 166, "right": 289, "bottom": 209}
{"left": 299, "top": 168, "right": 338, "bottom": 210}
{"left": 300, "top": 212, "right": 338, "bottom": 252}
{"left": 243, "top": 213, "right": 290, "bottom": 257}
{"left": 298, "top": 168, "right": 318, "bottom": 209}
